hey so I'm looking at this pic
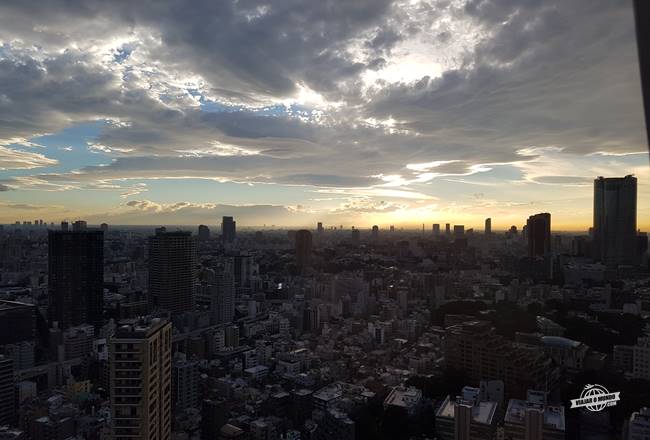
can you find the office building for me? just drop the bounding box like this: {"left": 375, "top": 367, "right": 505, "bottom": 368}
{"left": 351, "top": 228, "right": 360, "bottom": 246}
{"left": 593, "top": 175, "right": 637, "bottom": 266}
{"left": 433, "top": 224, "right": 441, "bottom": 236}
{"left": 0, "top": 301, "right": 37, "bottom": 346}
{"left": 72, "top": 220, "right": 87, "bottom": 231}
{"left": 172, "top": 354, "right": 200, "bottom": 411}
{"left": 485, "top": 218, "right": 492, "bottom": 235}
{"left": 633, "top": 337, "right": 650, "bottom": 380}
{"left": 148, "top": 230, "right": 196, "bottom": 314}
{"left": 503, "top": 390, "right": 565, "bottom": 440}
{"left": 48, "top": 229, "right": 104, "bottom": 329}
{"left": 383, "top": 386, "right": 423, "bottom": 416}
{"left": 371, "top": 225, "right": 379, "bottom": 240}
{"left": 526, "top": 213, "right": 551, "bottom": 257}
{"left": 0, "top": 355, "right": 14, "bottom": 426}
{"left": 295, "top": 229, "right": 313, "bottom": 271}
{"left": 435, "top": 386, "right": 499, "bottom": 440}
{"left": 445, "top": 223, "right": 451, "bottom": 235}
{"left": 226, "top": 254, "right": 255, "bottom": 290}
{"left": 109, "top": 317, "right": 172, "bottom": 440}
{"left": 100, "top": 223, "right": 109, "bottom": 232}
{"left": 628, "top": 407, "right": 650, "bottom": 440}
{"left": 454, "top": 225, "right": 465, "bottom": 237}
{"left": 198, "top": 224, "right": 210, "bottom": 241}
{"left": 221, "top": 216, "right": 236, "bottom": 243}
{"left": 208, "top": 271, "right": 235, "bottom": 325}
{"left": 317, "top": 222, "right": 324, "bottom": 234}
{"left": 445, "top": 320, "right": 557, "bottom": 399}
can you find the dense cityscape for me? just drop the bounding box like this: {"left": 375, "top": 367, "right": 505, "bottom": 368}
{"left": 0, "top": 175, "right": 648, "bottom": 440}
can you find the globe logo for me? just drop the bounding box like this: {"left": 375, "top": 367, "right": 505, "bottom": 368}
{"left": 570, "top": 384, "right": 621, "bottom": 412}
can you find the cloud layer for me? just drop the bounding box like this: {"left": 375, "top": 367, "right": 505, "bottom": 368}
{"left": 0, "top": 0, "right": 647, "bottom": 228}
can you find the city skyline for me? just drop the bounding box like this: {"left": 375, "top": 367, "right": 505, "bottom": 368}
{"left": 0, "top": 1, "right": 649, "bottom": 230}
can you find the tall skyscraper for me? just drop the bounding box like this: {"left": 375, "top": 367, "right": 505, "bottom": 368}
{"left": 110, "top": 317, "right": 172, "bottom": 440}
{"left": 351, "top": 228, "right": 360, "bottom": 246}
{"left": 317, "top": 222, "right": 324, "bottom": 234}
{"left": 48, "top": 229, "right": 104, "bottom": 329}
{"left": 148, "top": 230, "right": 197, "bottom": 314}
{"left": 433, "top": 224, "right": 441, "bottom": 236}
{"left": 454, "top": 225, "right": 465, "bottom": 237}
{"left": 72, "top": 220, "right": 87, "bottom": 231}
{"left": 295, "top": 230, "right": 313, "bottom": 271}
{"left": 593, "top": 175, "right": 637, "bottom": 266}
{"left": 526, "top": 213, "right": 551, "bottom": 257}
{"left": 485, "top": 218, "right": 492, "bottom": 235}
{"left": 209, "top": 271, "right": 235, "bottom": 325}
{"left": 371, "top": 225, "right": 379, "bottom": 240}
{"left": 0, "top": 355, "right": 14, "bottom": 426}
{"left": 198, "top": 224, "right": 210, "bottom": 241}
{"left": 445, "top": 223, "right": 451, "bottom": 235}
{"left": 221, "top": 216, "right": 236, "bottom": 243}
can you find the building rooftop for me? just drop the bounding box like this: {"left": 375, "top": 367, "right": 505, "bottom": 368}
{"left": 436, "top": 395, "right": 498, "bottom": 425}
{"left": 384, "top": 386, "right": 422, "bottom": 409}
{"left": 504, "top": 399, "right": 565, "bottom": 431}
{"left": 114, "top": 317, "right": 169, "bottom": 339}
{"left": 540, "top": 336, "right": 582, "bottom": 349}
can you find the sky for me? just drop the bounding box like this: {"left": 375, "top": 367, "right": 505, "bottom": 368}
{"left": 0, "top": 0, "right": 648, "bottom": 231}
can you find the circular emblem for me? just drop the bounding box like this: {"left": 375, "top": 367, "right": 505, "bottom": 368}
{"left": 579, "top": 384, "right": 610, "bottom": 412}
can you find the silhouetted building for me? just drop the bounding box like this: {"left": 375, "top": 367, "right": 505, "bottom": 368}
{"left": 72, "top": 220, "right": 87, "bottom": 231}
{"left": 351, "top": 228, "right": 360, "bottom": 246}
{"left": 209, "top": 271, "right": 235, "bottom": 325}
{"left": 445, "top": 320, "right": 557, "bottom": 399}
{"left": 433, "top": 224, "right": 441, "bottom": 236}
{"left": 593, "top": 175, "right": 637, "bottom": 266}
{"left": 454, "top": 225, "right": 465, "bottom": 237}
{"left": 485, "top": 218, "right": 492, "bottom": 235}
{"left": 0, "top": 301, "right": 37, "bottom": 345}
{"left": 295, "top": 230, "right": 313, "bottom": 271}
{"left": 100, "top": 223, "right": 108, "bottom": 232}
{"left": 221, "top": 216, "right": 236, "bottom": 243}
{"left": 0, "top": 355, "right": 14, "bottom": 426}
{"left": 526, "top": 213, "right": 551, "bottom": 257}
{"left": 317, "top": 222, "right": 324, "bottom": 234}
{"left": 445, "top": 223, "right": 451, "bottom": 235}
{"left": 198, "top": 224, "right": 210, "bottom": 241}
{"left": 48, "top": 229, "right": 104, "bottom": 329}
{"left": 371, "top": 225, "right": 379, "bottom": 240}
{"left": 110, "top": 317, "right": 172, "bottom": 440}
{"left": 148, "top": 231, "right": 196, "bottom": 314}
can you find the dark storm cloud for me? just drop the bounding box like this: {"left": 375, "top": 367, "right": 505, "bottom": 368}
{"left": 368, "top": 0, "right": 645, "bottom": 157}
{"left": 0, "top": 0, "right": 395, "bottom": 101}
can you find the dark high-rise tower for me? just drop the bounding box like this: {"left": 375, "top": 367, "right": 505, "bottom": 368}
{"left": 48, "top": 229, "right": 104, "bottom": 329}
{"left": 526, "top": 213, "right": 551, "bottom": 257}
{"left": 295, "top": 229, "right": 313, "bottom": 271}
{"left": 110, "top": 317, "right": 172, "bottom": 440}
{"left": 148, "top": 231, "right": 197, "bottom": 314}
{"left": 593, "top": 175, "right": 637, "bottom": 266}
{"left": 0, "top": 355, "right": 14, "bottom": 426}
{"left": 221, "top": 216, "right": 236, "bottom": 243}
{"left": 432, "top": 224, "right": 440, "bottom": 236}
{"left": 198, "top": 224, "right": 210, "bottom": 241}
{"left": 485, "top": 218, "right": 492, "bottom": 235}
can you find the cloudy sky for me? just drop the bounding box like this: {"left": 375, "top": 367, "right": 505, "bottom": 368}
{"left": 0, "top": 0, "right": 648, "bottom": 230}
